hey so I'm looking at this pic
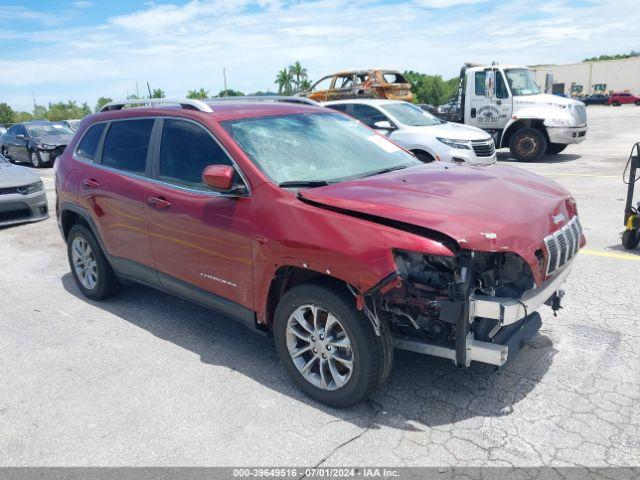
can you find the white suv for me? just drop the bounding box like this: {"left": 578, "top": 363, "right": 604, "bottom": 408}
{"left": 323, "top": 99, "right": 496, "bottom": 166}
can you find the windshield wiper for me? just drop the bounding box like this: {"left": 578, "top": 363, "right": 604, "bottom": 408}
{"left": 360, "top": 165, "right": 409, "bottom": 178}
{"left": 279, "top": 180, "right": 330, "bottom": 188}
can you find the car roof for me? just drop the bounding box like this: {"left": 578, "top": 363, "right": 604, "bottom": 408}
{"left": 88, "top": 100, "right": 328, "bottom": 124}
{"left": 323, "top": 99, "right": 407, "bottom": 106}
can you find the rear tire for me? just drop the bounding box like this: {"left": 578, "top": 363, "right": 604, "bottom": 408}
{"left": 273, "top": 281, "right": 392, "bottom": 408}
{"left": 67, "top": 224, "right": 119, "bottom": 300}
{"left": 622, "top": 230, "right": 639, "bottom": 250}
{"left": 635, "top": 101, "right": 640, "bottom": 106}
{"left": 509, "top": 127, "right": 547, "bottom": 162}
{"left": 546, "top": 143, "right": 568, "bottom": 155}
{"left": 612, "top": 101, "right": 621, "bottom": 107}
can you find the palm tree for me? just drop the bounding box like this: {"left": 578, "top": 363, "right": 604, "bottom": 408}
{"left": 275, "top": 68, "right": 293, "bottom": 95}
{"left": 288, "top": 61, "right": 308, "bottom": 93}
{"left": 298, "top": 78, "right": 312, "bottom": 92}
{"left": 186, "top": 88, "right": 209, "bottom": 100}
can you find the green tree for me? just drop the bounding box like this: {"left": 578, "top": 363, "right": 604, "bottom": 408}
{"left": 13, "top": 111, "right": 33, "bottom": 123}
{"left": 299, "top": 78, "right": 312, "bottom": 92}
{"left": 404, "top": 71, "right": 458, "bottom": 106}
{"left": 217, "top": 89, "right": 244, "bottom": 97}
{"left": 45, "top": 101, "right": 90, "bottom": 121}
{"left": 0, "top": 103, "right": 14, "bottom": 125}
{"left": 186, "top": 88, "right": 209, "bottom": 99}
{"left": 275, "top": 67, "right": 293, "bottom": 95}
{"left": 583, "top": 51, "right": 640, "bottom": 62}
{"left": 150, "top": 88, "right": 165, "bottom": 98}
{"left": 95, "top": 97, "right": 113, "bottom": 112}
{"left": 32, "top": 104, "right": 48, "bottom": 120}
{"left": 288, "top": 61, "right": 308, "bottom": 93}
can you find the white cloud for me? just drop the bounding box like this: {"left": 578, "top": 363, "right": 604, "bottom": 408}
{"left": 1, "top": 0, "right": 639, "bottom": 111}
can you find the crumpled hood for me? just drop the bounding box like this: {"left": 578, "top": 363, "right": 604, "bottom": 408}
{"left": 33, "top": 134, "right": 72, "bottom": 146}
{"left": 299, "top": 163, "right": 579, "bottom": 278}
{"left": 404, "top": 121, "right": 491, "bottom": 141}
{"left": 0, "top": 163, "right": 40, "bottom": 188}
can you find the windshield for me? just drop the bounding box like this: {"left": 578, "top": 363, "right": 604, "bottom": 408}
{"left": 222, "top": 112, "right": 420, "bottom": 184}
{"left": 27, "top": 124, "right": 73, "bottom": 137}
{"left": 381, "top": 102, "right": 442, "bottom": 126}
{"left": 504, "top": 69, "right": 540, "bottom": 96}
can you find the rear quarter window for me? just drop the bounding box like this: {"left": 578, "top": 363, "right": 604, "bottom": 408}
{"left": 76, "top": 124, "right": 105, "bottom": 162}
{"left": 101, "top": 119, "right": 154, "bottom": 174}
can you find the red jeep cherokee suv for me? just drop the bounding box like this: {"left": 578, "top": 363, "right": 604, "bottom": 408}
{"left": 56, "top": 98, "right": 584, "bottom": 407}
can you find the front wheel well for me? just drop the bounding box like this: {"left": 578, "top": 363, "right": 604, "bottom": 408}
{"left": 60, "top": 209, "right": 89, "bottom": 240}
{"left": 501, "top": 119, "right": 548, "bottom": 147}
{"left": 265, "top": 266, "right": 350, "bottom": 328}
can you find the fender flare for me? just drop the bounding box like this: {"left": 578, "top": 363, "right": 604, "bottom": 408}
{"left": 58, "top": 202, "right": 109, "bottom": 254}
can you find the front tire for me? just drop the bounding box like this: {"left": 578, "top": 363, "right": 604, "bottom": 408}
{"left": 546, "top": 143, "right": 568, "bottom": 155}
{"left": 622, "top": 230, "right": 639, "bottom": 250}
{"left": 273, "top": 282, "right": 392, "bottom": 408}
{"left": 509, "top": 127, "right": 547, "bottom": 162}
{"left": 67, "top": 224, "right": 119, "bottom": 300}
{"left": 612, "top": 101, "right": 621, "bottom": 107}
{"left": 29, "top": 150, "right": 41, "bottom": 168}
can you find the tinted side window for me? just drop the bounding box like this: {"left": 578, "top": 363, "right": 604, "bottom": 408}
{"left": 158, "top": 119, "right": 232, "bottom": 190}
{"left": 101, "top": 119, "right": 154, "bottom": 174}
{"left": 16, "top": 125, "right": 28, "bottom": 136}
{"left": 327, "top": 104, "right": 349, "bottom": 113}
{"left": 350, "top": 105, "right": 388, "bottom": 127}
{"left": 76, "top": 124, "right": 105, "bottom": 162}
{"left": 475, "top": 72, "right": 486, "bottom": 96}
{"left": 6, "top": 126, "right": 17, "bottom": 136}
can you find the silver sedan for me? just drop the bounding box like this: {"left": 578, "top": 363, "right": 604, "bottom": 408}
{"left": 0, "top": 154, "right": 48, "bottom": 227}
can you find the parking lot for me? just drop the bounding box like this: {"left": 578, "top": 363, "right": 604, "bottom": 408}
{"left": 1, "top": 105, "right": 639, "bottom": 467}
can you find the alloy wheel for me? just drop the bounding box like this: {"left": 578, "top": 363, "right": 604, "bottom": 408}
{"left": 286, "top": 304, "right": 354, "bottom": 391}
{"left": 71, "top": 237, "right": 98, "bottom": 290}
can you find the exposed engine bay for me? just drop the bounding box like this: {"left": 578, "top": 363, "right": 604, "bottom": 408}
{"left": 361, "top": 249, "right": 549, "bottom": 367}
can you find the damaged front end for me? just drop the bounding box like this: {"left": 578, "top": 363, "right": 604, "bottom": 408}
{"left": 360, "top": 249, "right": 568, "bottom": 367}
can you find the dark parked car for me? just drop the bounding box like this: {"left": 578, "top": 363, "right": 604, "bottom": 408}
{"left": 2, "top": 121, "right": 74, "bottom": 168}
{"left": 582, "top": 94, "right": 609, "bottom": 106}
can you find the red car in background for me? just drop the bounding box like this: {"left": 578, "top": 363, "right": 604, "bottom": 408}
{"left": 607, "top": 92, "right": 640, "bottom": 106}
{"left": 56, "top": 97, "right": 583, "bottom": 407}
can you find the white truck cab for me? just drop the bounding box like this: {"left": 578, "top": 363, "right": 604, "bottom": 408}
{"left": 444, "top": 64, "right": 587, "bottom": 161}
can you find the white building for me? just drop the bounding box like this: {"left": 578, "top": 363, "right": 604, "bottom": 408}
{"left": 533, "top": 57, "right": 640, "bottom": 96}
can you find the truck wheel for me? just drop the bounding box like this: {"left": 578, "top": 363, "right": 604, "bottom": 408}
{"left": 273, "top": 282, "right": 391, "bottom": 408}
{"left": 509, "top": 127, "right": 547, "bottom": 162}
{"left": 622, "top": 230, "right": 639, "bottom": 250}
{"left": 67, "top": 224, "right": 119, "bottom": 300}
{"left": 546, "top": 143, "right": 568, "bottom": 155}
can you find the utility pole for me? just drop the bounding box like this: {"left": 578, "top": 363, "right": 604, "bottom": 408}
{"left": 223, "top": 67, "right": 228, "bottom": 96}
{"left": 147, "top": 82, "right": 152, "bottom": 98}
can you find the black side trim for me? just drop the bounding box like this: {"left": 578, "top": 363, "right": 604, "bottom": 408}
{"left": 109, "top": 256, "right": 161, "bottom": 289}
{"left": 157, "top": 271, "right": 257, "bottom": 330}
{"left": 297, "top": 195, "right": 459, "bottom": 252}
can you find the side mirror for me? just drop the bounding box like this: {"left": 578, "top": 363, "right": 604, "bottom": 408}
{"left": 202, "top": 165, "right": 236, "bottom": 192}
{"left": 373, "top": 120, "right": 395, "bottom": 130}
{"left": 16, "top": 134, "right": 26, "bottom": 140}
{"left": 485, "top": 71, "right": 495, "bottom": 99}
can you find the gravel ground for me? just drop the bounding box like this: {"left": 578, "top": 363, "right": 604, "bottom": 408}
{"left": 0, "top": 105, "right": 639, "bottom": 467}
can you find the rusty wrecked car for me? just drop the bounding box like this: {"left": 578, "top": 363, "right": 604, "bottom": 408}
{"left": 302, "top": 69, "right": 413, "bottom": 103}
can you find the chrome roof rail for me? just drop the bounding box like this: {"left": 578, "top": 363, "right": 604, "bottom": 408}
{"left": 100, "top": 98, "right": 213, "bottom": 113}
{"left": 205, "top": 95, "right": 322, "bottom": 107}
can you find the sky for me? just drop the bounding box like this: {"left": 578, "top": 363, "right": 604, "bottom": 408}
{"left": 1, "top": 0, "right": 638, "bottom": 111}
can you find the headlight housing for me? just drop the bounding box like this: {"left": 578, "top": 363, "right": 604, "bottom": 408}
{"left": 38, "top": 143, "right": 55, "bottom": 150}
{"left": 26, "top": 181, "right": 44, "bottom": 193}
{"left": 436, "top": 137, "right": 471, "bottom": 150}
{"left": 545, "top": 118, "right": 573, "bottom": 127}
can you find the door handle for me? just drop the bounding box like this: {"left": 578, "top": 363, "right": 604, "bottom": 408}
{"left": 83, "top": 178, "right": 100, "bottom": 188}
{"left": 147, "top": 195, "right": 172, "bottom": 209}
{"left": 496, "top": 100, "right": 502, "bottom": 105}
{"left": 471, "top": 108, "right": 477, "bottom": 118}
